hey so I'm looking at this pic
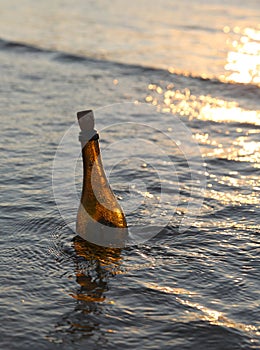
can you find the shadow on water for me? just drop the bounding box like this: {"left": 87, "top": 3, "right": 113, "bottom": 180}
{"left": 48, "top": 236, "right": 123, "bottom": 347}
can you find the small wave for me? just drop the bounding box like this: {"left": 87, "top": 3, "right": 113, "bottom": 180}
{"left": 0, "top": 38, "right": 46, "bottom": 53}
{"left": 1, "top": 37, "right": 259, "bottom": 93}
{"left": 54, "top": 52, "right": 94, "bottom": 63}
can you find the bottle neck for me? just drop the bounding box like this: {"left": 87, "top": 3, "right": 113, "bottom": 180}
{"left": 81, "top": 133, "right": 100, "bottom": 162}
{"left": 81, "top": 135, "right": 103, "bottom": 200}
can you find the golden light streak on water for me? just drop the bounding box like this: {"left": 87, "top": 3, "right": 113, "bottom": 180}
{"left": 197, "top": 133, "right": 260, "bottom": 165}
{"left": 145, "top": 82, "right": 260, "bottom": 210}
{"left": 205, "top": 189, "right": 259, "bottom": 206}
{"left": 143, "top": 282, "right": 260, "bottom": 337}
{"left": 146, "top": 84, "right": 260, "bottom": 126}
{"left": 221, "top": 27, "right": 260, "bottom": 85}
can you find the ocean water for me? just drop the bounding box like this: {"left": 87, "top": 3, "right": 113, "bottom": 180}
{"left": 0, "top": 0, "right": 260, "bottom": 349}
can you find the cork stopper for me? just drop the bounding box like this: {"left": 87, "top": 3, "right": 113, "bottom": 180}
{"left": 77, "top": 110, "right": 95, "bottom": 131}
{"left": 77, "top": 109, "right": 98, "bottom": 144}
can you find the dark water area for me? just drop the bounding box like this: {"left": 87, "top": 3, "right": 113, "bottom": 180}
{"left": 1, "top": 1, "right": 260, "bottom": 348}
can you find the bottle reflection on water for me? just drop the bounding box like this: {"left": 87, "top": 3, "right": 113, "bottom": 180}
{"left": 71, "top": 235, "right": 123, "bottom": 303}
{"left": 49, "top": 237, "right": 123, "bottom": 343}
{"left": 76, "top": 110, "right": 128, "bottom": 248}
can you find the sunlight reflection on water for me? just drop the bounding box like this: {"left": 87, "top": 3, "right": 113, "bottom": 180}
{"left": 222, "top": 26, "right": 260, "bottom": 85}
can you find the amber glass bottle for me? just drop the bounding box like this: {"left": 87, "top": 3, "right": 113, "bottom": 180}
{"left": 76, "top": 110, "right": 127, "bottom": 247}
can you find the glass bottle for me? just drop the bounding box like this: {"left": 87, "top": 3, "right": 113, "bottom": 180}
{"left": 76, "top": 110, "right": 127, "bottom": 248}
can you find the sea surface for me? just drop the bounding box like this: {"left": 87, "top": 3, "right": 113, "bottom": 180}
{"left": 0, "top": 0, "right": 259, "bottom": 349}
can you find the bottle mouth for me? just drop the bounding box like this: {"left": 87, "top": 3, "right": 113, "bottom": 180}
{"left": 77, "top": 110, "right": 93, "bottom": 120}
